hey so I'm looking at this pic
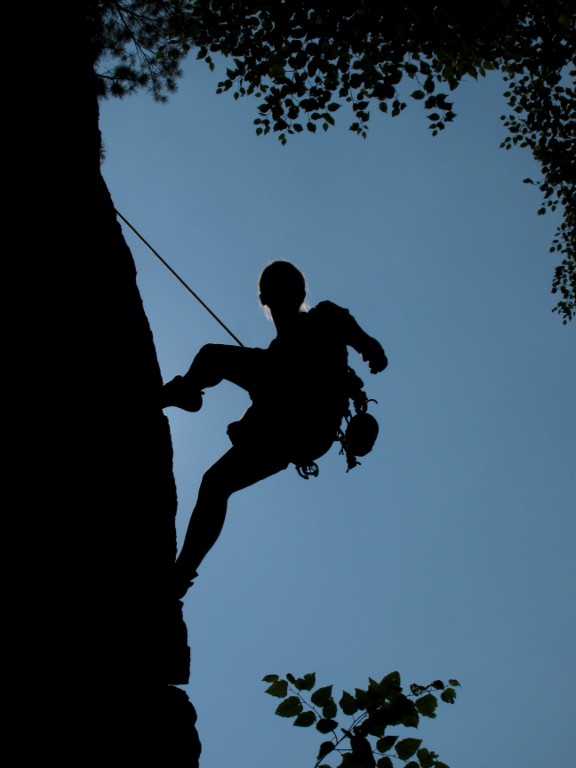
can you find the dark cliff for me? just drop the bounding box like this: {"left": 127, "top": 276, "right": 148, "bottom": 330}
{"left": 15, "top": 11, "right": 202, "bottom": 761}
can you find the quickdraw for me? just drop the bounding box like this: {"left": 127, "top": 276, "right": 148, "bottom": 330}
{"left": 296, "top": 462, "right": 320, "bottom": 479}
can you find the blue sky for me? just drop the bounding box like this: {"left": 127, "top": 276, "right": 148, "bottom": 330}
{"left": 100, "top": 56, "right": 575, "bottom": 768}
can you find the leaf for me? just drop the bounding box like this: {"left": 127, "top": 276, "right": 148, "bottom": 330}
{"left": 351, "top": 733, "right": 377, "bottom": 767}
{"left": 340, "top": 691, "right": 358, "bottom": 715}
{"left": 365, "top": 711, "right": 387, "bottom": 735}
{"left": 415, "top": 693, "right": 438, "bottom": 718}
{"left": 297, "top": 673, "right": 316, "bottom": 691}
{"left": 399, "top": 699, "right": 420, "bottom": 728}
{"left": 377, "top": 759, "right": 394, "bottom": 768}
{"left": 380, "top": 671, "right": 401, "bottom": 690}
{"left": 417, "top": 748, "right": 436, "bottom": 768}
{"left": 293, "top": 711, "right": 316, "bottom": 727}
{"left": 262, "top": 674, "right": 279, "bottom": 683}
{"left": 317, "top": 741, "right": 335, "bottom": 761}
{"left": 275, "top": 696, "right": 303, "bottom": 718}
{"left": 376, "top": 736, "right": 398, "bottom": 753}
{"left": 440, "top": 688, "right": 457, "bottom": 704}
{"left": 448, "top": 679, "right": 461, "bottom": 688}
{"left": 316, "top": 718, "right": 338, "bottom": 734}
{"left": 395, "top": 738, "right": 422, "bottom": 760}
{"left": 369, "top": 677, "right": 384, "bottom": 694}
{"left": 323, "top": 699, "right": 338, "bottom": 719}
{"left": 266, "top": 679, "right": 288, "bottom": 698}
{"left": 311, "top": 685, "right": 334, "bottom": 707}
{"left": 355, "top": 688, "right": 368, "bottom": 709}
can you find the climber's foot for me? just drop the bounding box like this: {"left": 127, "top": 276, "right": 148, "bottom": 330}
{"left": 174, "top": 569, "right": 198, "bottom": 600}
{"left": 161, "top": 376, "right": 203, "bottom": 412}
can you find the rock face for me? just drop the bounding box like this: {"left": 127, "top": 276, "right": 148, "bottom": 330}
{"left": 25, "top": 172, "right": 202, "bottom": 762}
{"left": 19, "top": 18, "right": 202, "bottom": 760}
{"left": 85, "top": 173, "right": 202, "bottom": 763}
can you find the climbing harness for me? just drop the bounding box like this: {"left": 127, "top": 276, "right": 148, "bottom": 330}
{"left": 295, "top": 367, "right": 380, "bottom": 478}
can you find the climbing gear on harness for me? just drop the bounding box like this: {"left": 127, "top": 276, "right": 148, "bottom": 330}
{"left": 336, "top": 367, "right": 380, "bottom": 471}
{"left": 296, "top": 462, "right": 319, "bottom": 480}
{"left": 339, "top": 410, "right": 379, "bottom": 470}
{"left": 294, "top": 366, "right": 380, "bottom": 478}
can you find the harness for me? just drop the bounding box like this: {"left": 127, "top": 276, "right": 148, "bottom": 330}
{"left": 295, "top": 367, "right": 379, "bottom": 478}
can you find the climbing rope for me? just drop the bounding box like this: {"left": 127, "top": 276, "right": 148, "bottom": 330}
{"left": 115, "top": 209, "right": 245, "bottom": 347}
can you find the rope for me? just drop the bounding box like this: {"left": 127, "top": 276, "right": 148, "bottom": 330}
{"left": 115, "top": 208, "right": 245, "bottom": 347}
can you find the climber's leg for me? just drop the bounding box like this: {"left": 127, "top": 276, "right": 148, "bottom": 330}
{"left": 161, "top": 344, "right": 265, "bottom": 411}
{"left": 174, "top": 444, "right": 289, "bottom": 596}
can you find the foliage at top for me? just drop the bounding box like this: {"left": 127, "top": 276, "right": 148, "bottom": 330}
{"left": 263, "top": 670, "right": 461, "bottom": 768}
{"left": 88, "top": 0, "right": 190, "bottom": 100}
{"left": 89, "top": 1, "right": 576, "bottom": 322}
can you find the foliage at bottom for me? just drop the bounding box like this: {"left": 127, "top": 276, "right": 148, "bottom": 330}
{"left": 263, "top": 670, "right": 460, "bottom": 768}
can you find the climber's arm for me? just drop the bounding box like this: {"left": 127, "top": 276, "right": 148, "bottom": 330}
{"left": 347, "top": 320, "right": 388, "bottom": 373}
{"left": 318, "top": 301, "right": 388, "bottom": 373}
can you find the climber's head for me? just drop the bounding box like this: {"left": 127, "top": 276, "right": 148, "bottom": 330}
{"left": 258, "top": 260, "right": 307, "bottom": 316}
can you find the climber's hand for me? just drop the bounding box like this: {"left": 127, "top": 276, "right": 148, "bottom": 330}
{"left": 363, "top": 340, "right": 388, "bottom": 373}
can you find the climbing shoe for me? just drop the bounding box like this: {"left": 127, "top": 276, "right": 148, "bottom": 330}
{"left": 161, "top": 375, "right": 204, "bottom": 412}
{"left": 174, "top": 569, "right": 198, "bottom": 600}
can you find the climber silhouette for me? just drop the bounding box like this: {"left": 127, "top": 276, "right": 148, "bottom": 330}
{"left": 161, "top": 260, "right": 388, "bottom": 598}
